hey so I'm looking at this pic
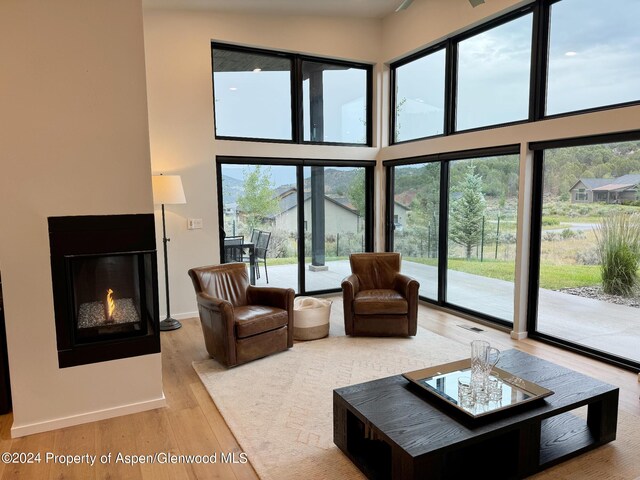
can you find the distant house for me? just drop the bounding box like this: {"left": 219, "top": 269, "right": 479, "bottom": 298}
{"left": 392, "top": 200, "right": 411, "bottom": 231}
{"left": 569, "top": 174, "right": 640, "bottom": 203}
{"left": 274, "top": 188, "right": 363, "bottom": 235}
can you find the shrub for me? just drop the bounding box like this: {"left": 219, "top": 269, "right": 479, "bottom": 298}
{"left": 542, "top": 231, "right": 561, "bottom": 242}
{"left": 499, "top": 232, "right": 517, "bottom": 244}
{"left": 594, "top": 213, "right": 640, "bottom": 296}
{"left": 561, "top": 228, "right": 585, "bottom": 240}
{"left": 542, "top": 217, "right": 560, "bottom": 226}
{"left": 575, "top": 247, "right": 600, "bottom": 265}
{"left": 268, "top": 228, "right": 295, "bottom": 258}
{"left": 577, "top": 206, "right": 591, "bottom": 216}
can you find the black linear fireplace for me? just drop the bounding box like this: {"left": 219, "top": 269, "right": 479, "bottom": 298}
{"left": 48, "top": 214, "right": 160, "bottom": 368}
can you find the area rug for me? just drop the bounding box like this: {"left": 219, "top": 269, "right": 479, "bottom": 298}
{"left": 193, "top": 324, "right": 640, "bottom": 480}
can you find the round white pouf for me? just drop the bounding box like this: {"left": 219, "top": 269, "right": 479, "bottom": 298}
{"left": 293, "top": 296, "right": 332, "bottom": 341}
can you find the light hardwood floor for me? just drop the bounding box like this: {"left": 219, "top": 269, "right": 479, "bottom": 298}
{"left": 0, "top": 298, "right": 637, "bottom": 479}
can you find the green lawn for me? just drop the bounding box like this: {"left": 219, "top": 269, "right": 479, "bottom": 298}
{"left": 538, "top": 264, "right": 601, "bottom": 290}
{"left": 406, "top": 257, "right": 602, "bottom": 290}
{"left": 269, "top": 255, "right": 605, "bottom": 290}
{"left": 268, "top": 256, "right": 350, "bottom": 266}
{"left": 542, "top": 215, "right": 602, "bottom": 225}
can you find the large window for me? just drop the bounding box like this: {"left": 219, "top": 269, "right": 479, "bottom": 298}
{"left": 391, "top": 163, "right": 441, "bottom": 300}
{"left": 302, "top": 61, "right": 368, "bottom": 144}
{"left": 220, "top": 163, "right": 299, "bottom": 291}
{"left": 303, "top": 166, "right": 368, "bottom": 291}
{"left": 217, "top": 158, "right": 374, "bottom": 294}
{"left": 385, "top": 1, "right": 640, "bottom": 369}
{"left": 456, "top": 13, "right": 533, "bottom": 131}
{"left": 530, "top": 136, "right": 640, "bottom": 367}
{"left": 446, "top": 155, "right": 520, "bottom": 323}
{"left": 212, "top": 44, "right": 371, "bottom": 145}
{"left": 213, "top": 48, "right": 292, "bottom": 141}
{"left": 386, "top": 148, "right": 519, "bottom": 326}
{"left": 390, "top": 0, "right": 640, "bottom": 144}
{"left": 546, "top": 0, "right": 640, "bottom": 116}
{"left": 393, "top": 49, "right": 446, "bottom": 142}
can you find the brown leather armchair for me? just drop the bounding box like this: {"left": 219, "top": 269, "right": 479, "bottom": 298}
{"left": 188, "top": 263, "right": 294, "bottom": 367}
{"left": 342, "top": 252, "right": 419, "bottom": 337}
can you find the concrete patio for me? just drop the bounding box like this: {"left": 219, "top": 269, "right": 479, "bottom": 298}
{"left": 254, "top": 259, "right": 640, "bottom": 364}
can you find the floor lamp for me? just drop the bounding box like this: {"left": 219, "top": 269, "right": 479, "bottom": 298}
{"left": 152, "top": 174, "right": 186, "bottom": 331}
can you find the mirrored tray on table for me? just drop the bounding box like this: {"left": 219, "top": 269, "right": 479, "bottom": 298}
{"left": 402, "top": 358, "right": 554, "bottom": 419}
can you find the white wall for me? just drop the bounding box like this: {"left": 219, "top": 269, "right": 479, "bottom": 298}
{"left": 382, "top": 0, "right": 531, "bottom": 62}
{"left": 143, "top": 10, "right": 381, "bottom": 318}
{"left": 0, "top": 0, "right": 164, "bottom": 436}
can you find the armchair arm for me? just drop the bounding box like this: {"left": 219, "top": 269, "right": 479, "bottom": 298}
{"left": 341, "top": 274, "right": 360, "bottom": 335}
{"left": 246, "top": 285, "right": 294, "bottom": 311}
{"left": 393, "top": 273, "right": 419, "bottom": 298}
{"left": 195, "top": 292, "right": 237, "bottom": 365}
{"left": 393, "top": 273, "right": 420, "bottom": 336}
{"left": 342, "top": 274, "right": 360, "bottom": 296}
{"left": 196, "top": 292, "right": 233, "bottom": 314}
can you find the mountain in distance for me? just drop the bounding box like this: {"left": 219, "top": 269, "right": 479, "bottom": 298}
{"left": 221, "top": 175, "right": 244, "bottom": 205}
{"left": 222, "top": 168, "right": 360, "bottom": 205}
{"left": 302, "top": 168, "right": 359, "bottom": 195}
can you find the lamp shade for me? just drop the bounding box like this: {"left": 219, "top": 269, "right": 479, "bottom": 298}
{"left": 152, "top": 175, "right": 186, "bottom": 205}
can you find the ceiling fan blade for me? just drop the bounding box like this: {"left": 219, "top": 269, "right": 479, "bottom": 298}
{"left": 395, "top": 0, "right": 414, "bottom": 12}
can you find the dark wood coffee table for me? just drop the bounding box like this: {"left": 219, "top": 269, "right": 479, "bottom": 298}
{"left": 334, "top": 349, "right": 618, "bottom": 479}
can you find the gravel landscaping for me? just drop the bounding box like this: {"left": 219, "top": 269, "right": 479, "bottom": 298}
{"left": 558, "top": 286, "right": 640, "bottom": 308}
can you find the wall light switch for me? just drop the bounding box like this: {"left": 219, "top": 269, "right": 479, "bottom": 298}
{"left": 187, "top": 218, "right": 203, "bottom": 230}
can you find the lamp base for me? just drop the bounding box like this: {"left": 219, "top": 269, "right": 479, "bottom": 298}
{"left": 159, "top": 317, "right": 182, "bottom": 331}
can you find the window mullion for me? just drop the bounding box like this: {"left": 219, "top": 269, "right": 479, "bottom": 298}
{"left": 444, "top": 39, "right": 456, "bottom": 135}
{"left": 531, "top": 0, "right": 550, "bottom": 121}
{"left": 292, "top": 57, "right": 303, "bottom": 143}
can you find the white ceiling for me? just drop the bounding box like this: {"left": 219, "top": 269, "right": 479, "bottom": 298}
{"left": 142, "top": 0, "right": 407, "bottom": 19}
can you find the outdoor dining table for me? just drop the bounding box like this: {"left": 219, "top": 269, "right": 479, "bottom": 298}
{"left": 223, "top": 240, "right": 256, "bottom": 285}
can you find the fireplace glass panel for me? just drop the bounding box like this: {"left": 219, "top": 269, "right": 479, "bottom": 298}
{"left": 68, "top": 253, "right": 151, "bottom": 342}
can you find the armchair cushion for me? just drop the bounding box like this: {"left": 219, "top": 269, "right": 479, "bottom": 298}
{"left": 353, "top": 289, "right": 408, "bottom": 315}
{"left": 234, "top": 305, "right": 288, "bottom": 338}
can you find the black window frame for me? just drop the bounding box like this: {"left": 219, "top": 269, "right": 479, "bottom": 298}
{"left": 390, "top": 5, "right": 535, "bottom": 145}
{"left": 542, "top": 0, "right": 640, "bottom": 119}
{"left": 211, "top": 42, "right": 373, "bottom": 147}
{"left": 527, "top": 129, "right": 640, "bottom": 371}
{"left": 390, "top": 42, "right": 449, "bottom": 145}
{"left": 389, "top": 0, "right": 640, "bottom": 145}
{"left": 216, "top": 156, "right": 375, "bottom": 296}
{"left": 384, "top": 144, "right": 520, "bottom": 328}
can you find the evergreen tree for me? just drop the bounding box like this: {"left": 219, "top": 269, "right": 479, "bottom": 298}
{"left": 449, "top": 166, "right": 486, "bottom": 260}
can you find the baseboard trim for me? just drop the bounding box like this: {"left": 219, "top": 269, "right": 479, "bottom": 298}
{"left": 10, "top": 396, "right": 167, "bottom": 438}
{"left": 171, "top": 311, "right": 198, "bottom": 321}
{"left": 510, "top": 330, "right": 528, "bottom": 340}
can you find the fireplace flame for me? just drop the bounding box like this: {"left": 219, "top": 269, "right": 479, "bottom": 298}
{"left": 106, "top": 288, "right": 115, "bottom": 320}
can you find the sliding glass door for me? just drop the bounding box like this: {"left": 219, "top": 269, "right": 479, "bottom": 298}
{"left": 446, "top": 155, "right": 519, "bottom": 323}
{"left": 303, "top": 166, "right": 368, "bottom": 292}
{"left": 218, "top": 158, "right": 373, "bottom": 294}
{"left": 391, "top": 163, "right": 440, "bottom": 300}
{"left": 219, "top": 163, "right": 299, "bottom": 292}
{"left": 530, "top": 137, "right": 640, "bottom": 367}
{"left": 387, "top": 148, "right": 519, "bottom": 325}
